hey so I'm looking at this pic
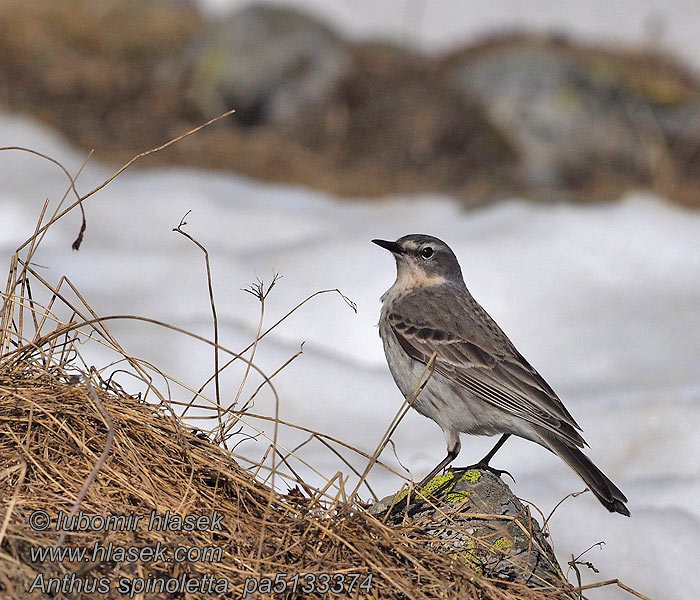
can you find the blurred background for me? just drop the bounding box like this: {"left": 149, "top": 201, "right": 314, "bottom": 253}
{"left": 5, "top": 0, "right": 700, "bottom": 205}
{"left": 2, "top": 1, "right": 700, "bottom": 599}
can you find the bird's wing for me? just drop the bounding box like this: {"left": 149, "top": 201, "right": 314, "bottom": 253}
{"left": 387, "top": 289, "right": 585, "bottom": 447}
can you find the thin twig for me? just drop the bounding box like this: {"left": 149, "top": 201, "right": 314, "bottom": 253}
{"left": 182, "top": 288, "right": 356, "bottom": 416}
{"left": 173, "top": 211, "right": 224, "bottom": 440}
{"left": 572, "top": 578, "right": 653, "bottom": 600}
{"left": 350, "top": 351, "right": 437, "bottom": 500}
{"left": 8, "top": 110, "right": 236, "bottom": 256}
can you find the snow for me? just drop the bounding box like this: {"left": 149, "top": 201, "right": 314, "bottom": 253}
{"left": 2, "top": 108, "right": 700, "bottom": 598}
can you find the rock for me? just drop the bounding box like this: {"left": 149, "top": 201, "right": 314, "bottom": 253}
{"left": 185, "top": 5, "right": 351, "bottom": 128}
{"left": 439, "top": 34, "right": 700, "bottom": 201}
{"left": 371, "top": 468, "right": 576, "bottom": 594}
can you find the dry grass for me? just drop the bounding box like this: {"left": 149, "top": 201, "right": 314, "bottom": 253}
{"left": 0, "top": 121, "right": 647, "bottom": 599}
{"left": 0, "top": 369, "right": 581, "bottom": 600}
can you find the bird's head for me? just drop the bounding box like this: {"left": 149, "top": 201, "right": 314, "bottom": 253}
{"left": 372, "top": 234, "right": 464, "bottom": 289}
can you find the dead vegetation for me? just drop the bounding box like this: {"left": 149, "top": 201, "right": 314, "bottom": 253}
{"left": 0, "top": 122, "right": 651, "bottom": 599}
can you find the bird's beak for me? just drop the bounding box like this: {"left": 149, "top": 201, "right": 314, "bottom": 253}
{"left": 372, "top": 239, "right": 404, "bottom": 254}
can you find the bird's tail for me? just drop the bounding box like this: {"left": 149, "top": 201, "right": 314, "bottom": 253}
{"left": 540, "top": 432, "right": 630, "bottom": 516}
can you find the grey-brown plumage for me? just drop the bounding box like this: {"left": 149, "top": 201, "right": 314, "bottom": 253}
{"left": 373, "top": 234, "right": 629, "bottom": 516}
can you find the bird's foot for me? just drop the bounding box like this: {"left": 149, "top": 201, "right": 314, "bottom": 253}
{"left": 451, "top": 462, "right": 516, "bottom": 484}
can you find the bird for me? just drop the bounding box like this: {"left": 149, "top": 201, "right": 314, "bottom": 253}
{"left": 372, "top": 234, "right": 629, "bottom": 516}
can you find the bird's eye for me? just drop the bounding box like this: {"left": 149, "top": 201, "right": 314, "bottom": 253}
{"left": 420, "top": 246, "right": 434, "bottom": 259}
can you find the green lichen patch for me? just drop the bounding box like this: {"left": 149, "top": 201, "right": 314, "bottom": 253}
{"left": 446, "top": 490, "right": 471, "bottom": 503}
{"left": 421, "top": 471, "right": 456, "bottom": 497}
{"left": 392, "top": 486, "right": 410, "bottom": 505}
{"left": 492, "top": 536, "right": 514, "bottom": 552}
{"left": 460, "top": 470, "right": 482, "bottom": 483}
{"left": 390, "top": 471, "right": 458, "bottom": 506}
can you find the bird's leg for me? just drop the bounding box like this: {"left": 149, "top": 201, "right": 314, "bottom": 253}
{"left": 418, "top": 432, "right": 460, "bottom": 488}
{"left": 463, "top": 434, "right": 515, "bottom": 481}
{"left": 418, "top": 447, "right": 459, "bottom": 488}
{"left": 476, "top": 433, "right": 510, "bottom": 466}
